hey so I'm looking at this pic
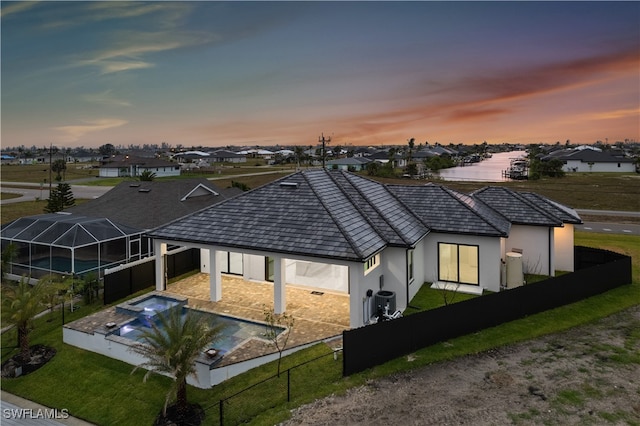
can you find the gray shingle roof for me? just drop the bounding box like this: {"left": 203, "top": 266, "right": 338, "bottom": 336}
{"left": 67, "top": 178, "right": 241, "bottom": 230}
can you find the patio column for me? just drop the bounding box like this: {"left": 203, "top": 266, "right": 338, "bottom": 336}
{"left": 349, "top": 264, "right": 363, "bottom": 328}
{"left": 273, "top": 256, "right": 286, "bottom": 314}
{"left": 209, "top": 249, "right": 223, "bottom": 302}
{"left": 154, "top": 241, "right": 167, "bottom": 291}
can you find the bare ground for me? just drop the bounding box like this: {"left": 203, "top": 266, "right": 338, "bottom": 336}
{"left": 284, "top": 306, "right": 640, "bottom": 426}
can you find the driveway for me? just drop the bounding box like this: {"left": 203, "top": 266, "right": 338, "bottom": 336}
{"left": 0, "top": 184, "right": 111, "bottom": 205}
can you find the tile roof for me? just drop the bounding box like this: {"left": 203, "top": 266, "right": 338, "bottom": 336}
{"left": 147, "top": 171, "right": 581, "bottom": 262}
{"left": 148, "top": 170, "right": 427, "bottom": 261}
{"left": 389, "top": 184, "right": 509, "bottom": 236}
{"left": 471, "top": 186, "right": 563, "bottom": 226}
{"left": 519, "top": 192, "right": 582, "bottom": 224}
{"left": 67, "top": 178, "right": 241, "bottom": 230}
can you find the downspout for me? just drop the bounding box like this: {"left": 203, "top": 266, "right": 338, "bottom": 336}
{"left": 547, "top": 227, "right": 555, "bottom": 277}
{"left": 406, "top": 248, "right": 410, "bottom": 311}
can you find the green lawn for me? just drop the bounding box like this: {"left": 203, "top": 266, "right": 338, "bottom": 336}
{"left": 1, "top": 232, "right": 638, "bottom": 425}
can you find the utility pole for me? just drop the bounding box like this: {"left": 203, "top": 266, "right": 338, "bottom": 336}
{"left": 49, "top": 143, "right": 53, "bottom": 196}
{"left": 319, "top": 133, "right": 331, "bottom": 168}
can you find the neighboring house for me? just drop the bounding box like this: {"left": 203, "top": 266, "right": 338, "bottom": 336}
{"left": 1, "top": 213, "right": 144, "bottom": 280}
{"left": 1, "top": 154, "right": 17, "bottom": 165}
{"left": 1, "top": 179, "right": 241, "bottom": 280}
{"left": 369, "top": 150, "right": 407, "bottom": 168}
{"left": 326, "top": 157, "right": 372, "bottom": 171}
{"left": 236, "top": 149, "right": 274, "bottom": 160}
{"left": 541, "top": 148, "right": 636, "bottom": 173}
{"left": 70, "top": 149, "right": 98, "bottom": 163}
{"left": 67, "top": 178, "right": 241, "bottom": 232}
{"left": 98, "top": 155, "right": 180, "bottom": 178}
{"left": 147, "top": 169, "right": 581, "bottom": 329}
{"left": 209, "top": 150, "right": 247, "bottom": 163}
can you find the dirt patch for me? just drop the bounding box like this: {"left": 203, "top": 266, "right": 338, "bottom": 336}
{"left": 284, "top": 306, "right": 640, "bottom": 425}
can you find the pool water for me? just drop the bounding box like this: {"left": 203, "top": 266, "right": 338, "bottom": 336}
{"left": 132, "top": 296, "right": 181, "bottom": 313}
{"left": 117, "top": 307, "right": 284, "bottom": 354}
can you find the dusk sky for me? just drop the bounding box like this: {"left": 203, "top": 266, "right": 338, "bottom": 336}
{"left": 2, "top": 1, "right": 639, "bottom": 149}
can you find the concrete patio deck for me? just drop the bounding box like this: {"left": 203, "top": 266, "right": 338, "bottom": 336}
{"left": 66, "top": 273, "right": 349, "bottom": 368}
{"left": 164, "top": 274, "right": 349, "bottom": 366}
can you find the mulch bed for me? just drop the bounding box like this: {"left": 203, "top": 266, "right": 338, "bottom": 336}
{"left": 153, "top": 403, "right": 205, "bottom": 426}
{"left": 1, "top": 344, "right": 57, "bottom": 378}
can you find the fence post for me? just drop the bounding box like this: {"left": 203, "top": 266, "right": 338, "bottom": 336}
{"left": 287, "top": 368, "right": 291, "bottom": 402}
{"left": 219, "top": 399, "right": 224, "bottom": 426}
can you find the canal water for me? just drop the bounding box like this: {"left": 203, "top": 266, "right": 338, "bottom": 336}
{"left": 437, "top": 150, "right": 527, "bottom": 182}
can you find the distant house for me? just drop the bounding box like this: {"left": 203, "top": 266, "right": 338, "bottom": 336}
{"left": 369, "top": 150, "right": 407, "bottom": 168}
{"left": 541, "top": 148, "right": 636, "bottom": 173}
{"left": 209, "top": 150, "right": 247, "bottom": 163}
{"left": 147, "top": 169, "right": 581, "bottom": 329}
{"left": 326, "top": 157, "right": 371, "bottom": 171}
{"left": 98, "top": 155, "right": 180, "bottom": 178}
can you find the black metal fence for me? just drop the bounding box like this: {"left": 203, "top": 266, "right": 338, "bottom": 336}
{"left": 194, "top": 349, "right": 342, "bottom": 426}
{"left": 343, "top": 246, "right": 632, "bottom": 376}
{"left": 103, "top": 248, "right": 200, "bottom": 304}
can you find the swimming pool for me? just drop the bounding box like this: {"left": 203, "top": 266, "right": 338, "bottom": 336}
{"left": 116, "top": 302, "right": 284, "bottom": 356}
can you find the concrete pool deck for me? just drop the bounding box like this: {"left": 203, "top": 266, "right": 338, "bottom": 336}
{"left": 65, "top": 274, "right": 349, "bottom": 368}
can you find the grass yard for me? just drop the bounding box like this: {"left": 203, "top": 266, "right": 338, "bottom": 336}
{"left": 1, "top": 163, "right": 99, "bottom": 183}
{"left": 1, "top": 232, "right": 637, "bottom": 425}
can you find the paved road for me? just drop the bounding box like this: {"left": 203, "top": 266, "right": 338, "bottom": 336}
{"left": 0, "top": 185, "right": 110, "bottom": 205}
{"left": 576, "top": 221, "right": 640, "bottom": 235}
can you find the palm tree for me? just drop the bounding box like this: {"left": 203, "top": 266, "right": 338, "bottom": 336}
{"left": 1, "top": 242, "right": 18, "bottom": 282}
{"left": 130, "top": 309, "right": 223, "bottom": 418}
{"left": 139, "top": 170, "right": 156, "bottom": 181}
{"left": 1, "top": 278, "right": 47, "bottom": 362}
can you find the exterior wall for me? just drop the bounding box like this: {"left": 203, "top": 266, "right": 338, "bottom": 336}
{"left": 284, "top": 260, "right": 348, "bottom": 293}
{"left": 147, "top": 166, "right": 180, "bottom": 178}
{"left": 422, "top": 232, "right": 502, "bottom": 293}
{"left": 554, "top": 224, "right": 575, "bottom": 272}
{"left": 564, "top": 160, "right": 635, "bottom": 173}
{"left": 350, "top": 259, "right": 379, "bottom": 326}
{"left": 408, "top": 240, "right": 426, "bottom": 301}
{"left": 378, "top": 247, "right": 409, "bottom": 311}
{"left": 504, "top": 225, "right": 552, "bottom": 276}
{"left": 99, "top": 167, "right": 120, "bottom": 177}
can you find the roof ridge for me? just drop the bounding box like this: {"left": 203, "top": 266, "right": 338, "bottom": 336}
{"left": 469, "top": 186, "right": 513, "bottom": 224}
{"left": 301, "top": 170, "right": 367, "bottom": 259}
{"left": 442, "top": 186, "right": 508, "bottom": 236}
{"left": 373, "top": 181, "right": 432, "bottom": 242}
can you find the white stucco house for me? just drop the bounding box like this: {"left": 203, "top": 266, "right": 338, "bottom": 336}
{"left": 98, "top": 155, "right": 180, "bottom": 178}
{"left": 542, "top": 148, "right": 636, "bottom": 173}
{"left": 147, "top": 169, "right": 582, "bottom": 329}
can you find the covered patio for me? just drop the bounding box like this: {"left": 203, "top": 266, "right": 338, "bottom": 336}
{"left": 163, "top": 273, "right": 349, "bottom": 365}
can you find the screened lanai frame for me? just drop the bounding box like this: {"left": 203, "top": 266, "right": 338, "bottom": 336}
{"left": 1, "top": 213, "right": 147, "bottom": 279}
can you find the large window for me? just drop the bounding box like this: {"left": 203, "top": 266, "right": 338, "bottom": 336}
{"left": 222, "top": 252, "right": 243, "bottom": 275}
{"left": 438, "top": 243, "right": 479, "bottom": 285}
